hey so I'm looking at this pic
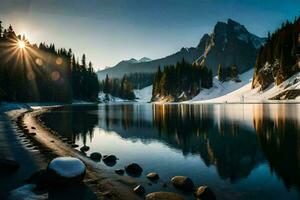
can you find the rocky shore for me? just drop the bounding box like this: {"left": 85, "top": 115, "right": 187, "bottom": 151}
{"left": 1, "top": 104, "right": 217, "bottom": 200}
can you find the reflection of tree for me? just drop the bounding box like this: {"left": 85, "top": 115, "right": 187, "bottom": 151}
{"left": 153, "top": 104, "right": 264, "bottom": 182}
{"left": 254, "top": 104, "right": 300, "bottom": 191}
{"left": 40, "top": 105, "right": 99, "bottom": 145}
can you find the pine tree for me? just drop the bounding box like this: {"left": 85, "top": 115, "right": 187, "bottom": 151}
{"left": 218, "top": 64, "right": 223, "bottom": 82}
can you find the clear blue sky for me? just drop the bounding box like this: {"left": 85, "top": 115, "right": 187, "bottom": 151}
{"left": 0, "top": 0, "right": 299, "bottom": 70}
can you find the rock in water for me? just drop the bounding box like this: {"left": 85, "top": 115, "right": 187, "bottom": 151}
{"left": 171, "top": 176, "right": 194, "bottom": 192}
{"left": 47, "top": 157, "right": 86, "bottom": 185}
{"left": 133, "top": 185, "right": 145, "bottom": 195}
{"left": 146, "top": 172, "right": 159, "bottom": 181}
{"left": 90, "top": 152, "right": 102, "bottom": 162}
{"left": 102, "top": 155, "right": 117, "bottom": 166}
{"left": 0, "top": 158, "right": 20, "bottom": 172}
{"left": 80, "top": 146, "right": 90, "bottom": 152}
{"left": 102, "top": 155, "right": 117, "bottom": 163}
{"left": 125, "top": 163, "right": 143, "bottom": 177}
{"left": 194, "top": 186, "right": 216, "bottom": 200}
{"left": 145, "top": 192, "right": 185, "bottom": 200}
{"left": 115, "top": 169, "right": 125, "bottom": 175}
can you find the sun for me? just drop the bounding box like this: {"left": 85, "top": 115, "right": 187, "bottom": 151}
{"left": 18, "top": 40, "right": 26, "bottom": 49}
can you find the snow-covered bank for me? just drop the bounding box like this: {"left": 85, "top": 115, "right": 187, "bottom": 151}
{"left": 188, "top": 70, "right": 300, "bottom": 103}
{"left": 189, "top": 69, "right": 253, "bottom": 103}
{"left": 134, "top": 85, "right": 152, "bottom": 103}
{"left": 98, "top": 92, "right": 133, "bottom": 102}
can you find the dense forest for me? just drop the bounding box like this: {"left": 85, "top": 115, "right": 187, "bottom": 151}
{"left": 0, "top": 21, "right": 99, "bottom": 102}
{"left": 152, "top": 59, "right": 213, "bottom": 101}
{"left": 125, "top": 72, "right": 154, "bottom": 89}
{"left": 252, "top": 16, "right": 300, "bottom": 89}
{"left": 99, "top": 74, "right": 135, "bottom": 100}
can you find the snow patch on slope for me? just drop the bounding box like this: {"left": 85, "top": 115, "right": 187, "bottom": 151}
{"left": 189, "top": 71, "right": 300, "bottom": 103}
{"left": 190, "top": 69, "right": 253, "bottom": 102}
{"left": 134, "top": 85, "right": 152, "bottom": 102}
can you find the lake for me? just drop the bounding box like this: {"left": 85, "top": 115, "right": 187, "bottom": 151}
{"left": 40, "top": 103, "right": 300, "bottom": 200}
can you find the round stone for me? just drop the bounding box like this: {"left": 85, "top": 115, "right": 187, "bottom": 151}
{"left": 125, "top": 163, "right": 143, "bottom": 177}
{"left": 133, "top": 185, "right": 145, "bottom": 195}
{"left": 194, "top": 186, "right": 216, "bottom": 200}
{"left": 145, "top": 192, "right": 185, "bottom": 200}
{"left": 47, "top": 157, "right": 86, "bottom": 185}
{"left": 146, "top": 172, "right": 159, "bottom": 181}
{"left": 171, "top": 176, "right": 194, "bottom": 192}
{"left": 89, "top": 152, "right": 102, "bottom": 162}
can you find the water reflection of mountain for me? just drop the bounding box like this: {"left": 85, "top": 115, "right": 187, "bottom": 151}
{"left": 40, "top": 103, "right": 300, "bottom": 191}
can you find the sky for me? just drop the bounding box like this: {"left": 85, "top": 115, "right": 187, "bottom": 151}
{"left": 0, "top": 0, "right": 299, "bottom": 70}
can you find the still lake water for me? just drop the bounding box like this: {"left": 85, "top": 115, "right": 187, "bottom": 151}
{"left": 40, "top": 103, "right": 300, "bottom": 200}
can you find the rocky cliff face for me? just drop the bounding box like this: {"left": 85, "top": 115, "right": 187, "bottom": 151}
{"left": 97, "top": 19, "right": 265, "bottom": 80}
{"left": 195, "top": 19, "right": 265, "bottom": 74}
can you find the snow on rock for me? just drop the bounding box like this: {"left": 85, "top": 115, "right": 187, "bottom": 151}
{"left": 134, "top": 85, "right": 153, "bottom": 102}
{"left": 7, "top": 184, "right": 48, "bottom": 200}
{"left": 48, "top": 157, "right": 86, "bottom": 178}
{"left": 47, "top": 157, "right": 86, "bottom": 185}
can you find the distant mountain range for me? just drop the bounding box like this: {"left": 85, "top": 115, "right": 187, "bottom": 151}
{"left": 97, "top": 19, "right": 266, "bottom": 80}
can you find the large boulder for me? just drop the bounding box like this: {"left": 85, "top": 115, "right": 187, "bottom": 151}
{"left": 145, "top": 192, "right": 185, "bottom": 200}
{"left": 0, "top": 158, "right": 20, "bottom": 172}
{"left": 194, "top": 186, "right": 216, "bottom": 200}
{"left": 47, "top": 157, "right": 86, "bottom": 185}
{"left": 171, "top": 176, "right": 194, "bottom": 192}
{"left": 125, "top": 163, "right": 143, "bottom": 177}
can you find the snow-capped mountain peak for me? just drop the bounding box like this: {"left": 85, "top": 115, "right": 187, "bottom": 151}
{"left": 139, "top": 57, "right": 152, "bottom": 62}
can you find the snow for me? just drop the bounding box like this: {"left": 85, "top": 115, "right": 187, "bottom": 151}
{"left": 48, "top": 157, "right": 86, "bottom": 178}
{"left": 139, "top": 57, "right": 152, "bottom": 62}
{"left": 188, "top": 70, "right": 300, "bottom": 103}
{"left": 98, "top": 92, "right": 128, "bottom": 102}
{"left": 7, "top": 184, "right": 48, "bottom": 200}
{"left": 134, "top": 85, "right": 153, "bottom": 102}
{"left": 189, "top": 69, "right": 253, "bottom": 103}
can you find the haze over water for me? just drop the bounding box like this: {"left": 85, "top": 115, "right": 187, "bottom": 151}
{"left": 40, "top": 103, "right": 300, "bottom": 200}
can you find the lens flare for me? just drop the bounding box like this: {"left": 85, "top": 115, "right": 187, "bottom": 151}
{"left": 18, "top": 41, "right": 26, "bottom": 49}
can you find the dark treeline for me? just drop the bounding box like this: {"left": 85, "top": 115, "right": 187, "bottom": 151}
{"left": 0, "top": 21, "right": 99, "bottom": 102}
{"left": 254, "top": 16, "right": 300, "bottom": 86}
{"left": 152, "top": 59, "right": 213, "bottom": 101}
{"left": 217, "top": 64, "right": 240, "bottom": 82}
{"left": 99, "top": 74, "right": 135, "bottom": 100}
{"left": 125, "top": 72, "right": 154, "bottom": 89}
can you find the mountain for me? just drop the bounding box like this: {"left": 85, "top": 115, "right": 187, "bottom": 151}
{"left": 97, "top": 19, "right": 265, "bottom": 80}
{"left": 139, "top": 57, "right": 152, "bottom": 62}
{"left": 195, "top": 19, "right": 266, "bottom": 74}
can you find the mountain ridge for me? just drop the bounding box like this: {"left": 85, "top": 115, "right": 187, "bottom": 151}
{"left": 98, "top": 18, "right": 266, "bottom": 80}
